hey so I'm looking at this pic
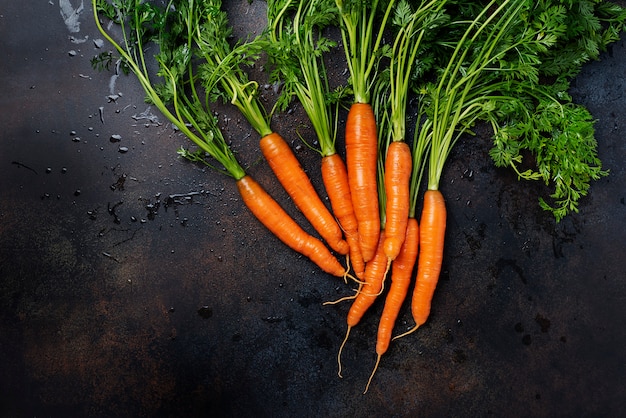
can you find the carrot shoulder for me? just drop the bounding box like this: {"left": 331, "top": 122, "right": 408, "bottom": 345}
{"left": 236, "top": 175, "right": 346, "bottom": 277}
{"left": 321, "top": 153, "right": 365, "bottom": 279}
{"left": 383, "top": 141, "right": 412, "bottom": 261}
{"left": 345, "top": 103, "right": 380, "bottom": 262}
{"left": 260, "top": 132, "right": 349, "bottom": 255}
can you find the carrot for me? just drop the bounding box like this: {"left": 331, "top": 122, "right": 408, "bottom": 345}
{"left": 365, "top": 218, "right": 419, "bottom": 393}
{"left": 266, "top": 2, "right": 362, "bottom": 274}
{"left": 237, "top": 175, "right": 347, "bottom": 277}
{"left": 335, "top": 0, "right": 395, "bottom": 262}
{"left": 411, "top": 190, "right": 446, "bottom": 326}
{"left": 345, "top": 103, "right": 380, "bottom": 262}
{"left": 260, "top": 132, "right": 350, "bottom": 256}
{"left": 337, "top": 230, "right": 387, "bottom": 377}
{"left": 395, "top": 189, "right": 446, "bottom": 339}
{"left": 321, "top": 153, "right": 365, "bottom": 279}
{"left": 383, "top": 141, "right": 412, "bottom": 261}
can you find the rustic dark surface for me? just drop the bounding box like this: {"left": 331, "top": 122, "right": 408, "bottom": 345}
{"left": 1, "top": 1, "right": 625, "bottom": 417}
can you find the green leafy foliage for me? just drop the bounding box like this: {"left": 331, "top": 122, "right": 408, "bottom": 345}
{"left": 407, "top": 0, "right": 625, "bottom": 220}
{"left": 91, "top": 0, "right": 626, "bottom": 221}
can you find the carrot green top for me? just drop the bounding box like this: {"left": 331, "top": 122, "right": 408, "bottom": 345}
{"left": 335, "top": 0, "right": 396, "bottom": 105}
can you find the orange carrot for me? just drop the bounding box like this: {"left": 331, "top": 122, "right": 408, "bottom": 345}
{"left": 260, "top": 132, "right": 349, "bottom": 256}
{"left": 337, "top": 230, "right": 387, "bottom": 377}
{"left": 345, "top": 103, "right": 380, "bottom": 262}
{"left": 321, "top": 153, "right": 365, "bottom": 279}
{"left": 396, "top": 189, "right": 446, "bottom": 338}
{"left": 383, "top": 141, "right": 412, "bottom": 261}
{"left": 365, "top": 218, "right": 419, "bottom": 393}
{"left": 237, "top": 175, "right": 347, "bottom": 277}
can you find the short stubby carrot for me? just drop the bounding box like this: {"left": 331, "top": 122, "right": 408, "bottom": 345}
{"left": 260, "top": 132, "right": 349, "bottom": 256}
{"left": 383, "top": 141, "right": 412, "bottom": 261}
{"left": 345, "top": 103, "right": 380, "bottom": 262}
{"left": 236, "top": 175, "right": 346, "bottom": 277}
{"left": 321, "top": 153, "right": 365, "bottom": 279}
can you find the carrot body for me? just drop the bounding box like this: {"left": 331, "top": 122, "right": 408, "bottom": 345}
{"left": 345, "top": 103, "right": 380, "bottom": 262}
{"left": 236, "top": 175, "right": 346, "bottom": 277}
{"left": 377, "top": 218, "right": 419, "bottom": 355}
{"left": 411, "top": 189, "right": 446, "bottom": 327}
{"left": 321, "top": 153, "right": 365, "bottom": 278}
{"left": 347, "top": 230, "right": 388, "bottom": 327}
{"left": 260, "top": 132, "right": 349, "bottom": 255}
{"left": 383, "top": 141, "right": 412, "bottom": 261}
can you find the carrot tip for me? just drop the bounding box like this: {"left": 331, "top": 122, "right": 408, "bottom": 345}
{"left": 337, "top": 326, "right": 352, "bottom": 378}
{"left": 364, "top": 353, "right": 382, "bottom": 395}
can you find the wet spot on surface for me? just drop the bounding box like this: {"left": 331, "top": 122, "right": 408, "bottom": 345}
{"left": 197, "top": 306, "right": 213, "bottom": 319}
{"left": 535, "top": 313, "right": 551, "bottom": 333}
{"left": 495, "top": 258, "right": 527, "bottom": 284}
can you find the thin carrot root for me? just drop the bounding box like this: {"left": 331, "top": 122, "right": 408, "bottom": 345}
{"left": 392, "top": 324, "right": 419, "bottom": 341}
{"left": 323, "top": 294, "right": 358, "bottom": 305}
{"left": 364, "top": 353, "right": 382, "bottom": 394}
{"left": 337, "top": 325, "right": 352, "bottom": 378}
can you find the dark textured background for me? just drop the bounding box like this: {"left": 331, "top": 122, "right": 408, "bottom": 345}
{"left": 1, "top": 1, "right": 625, "bottom": 416}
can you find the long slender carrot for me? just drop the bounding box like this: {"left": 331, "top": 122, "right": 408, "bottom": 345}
{"left": 383, "top": 141, "right": 412, "bottom": 261}
{"left": 335, "top": 0, "right": 396, "bottom": 262}
{"left": 395, "top": 189, "right": 446, "bottom": 338}
{"left": 237, "top": 175, "right": 347, "bottom": 278}
{"left": 345, "top": 103, "right": 380, "bottom": 262}
{"left": 365, "top": 218, "right": 419, "bottom": 393}
{"left": 93, "top": 0, "right": 349, "bottom": 280}
{"left": 337, "top": 230, "right": 387, "bottom": 377}
{"left": 321, "top": 153, "right": 365, "bottom": 279}
{"left": 266, "top": 1, "right": 362, "bottom": 272}
{"left": 260, "top": 132, "right": 349, "bottom": 256}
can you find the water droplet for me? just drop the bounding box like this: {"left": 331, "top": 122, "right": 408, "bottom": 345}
{"left": 197, "top": 306, "right": 213, "bottom": 319}
{"left": 45, "top": 167, "right": 52, "bottom": 174}
{"left": 118, "top": 146, "right": 129, "bottom": 153}
{"left": 74, "top": 190, "right": 81, "bottom": 196}
{"left": 110, "top": 134, "right": 122, "bottom": 143}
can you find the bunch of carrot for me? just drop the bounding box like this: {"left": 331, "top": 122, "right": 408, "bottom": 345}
{"left": 93, "top": 0, "right": 626, "bottom": 395}
{"left": 264, "top": 0, "right": 451, "bottom": 392}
